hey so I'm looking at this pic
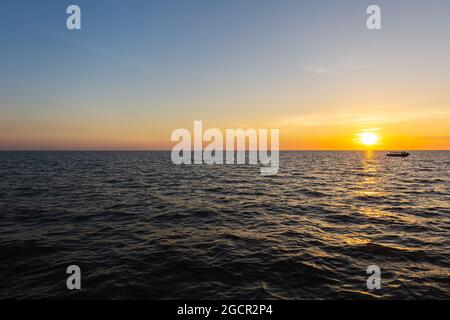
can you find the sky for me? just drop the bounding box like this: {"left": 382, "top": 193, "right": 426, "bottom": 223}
{"left": 0, "top": 0, "right": 449, "bottom": 150}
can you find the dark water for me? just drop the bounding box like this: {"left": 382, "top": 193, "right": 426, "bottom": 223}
{"left": 0, "top": 151, "right": 449, "bottom": 299}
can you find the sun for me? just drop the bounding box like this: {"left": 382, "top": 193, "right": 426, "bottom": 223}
{"left": 358, "top": 132, "right": 380, "bottom": 146}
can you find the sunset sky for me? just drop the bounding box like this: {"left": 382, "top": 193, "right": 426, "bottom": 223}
{"left": 1, "top": 0, "right": 449, "bottom": 150}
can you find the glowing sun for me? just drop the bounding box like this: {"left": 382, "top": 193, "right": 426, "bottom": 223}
{"left": 358, "top": 132, "right": 380, "bottom": 146}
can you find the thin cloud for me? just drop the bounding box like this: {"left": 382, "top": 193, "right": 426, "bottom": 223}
{"left": 279, "top": 110, "right": 450, "bottom": 127}
{"left": 304, "top": 65, "right": 372, "bottom": 75}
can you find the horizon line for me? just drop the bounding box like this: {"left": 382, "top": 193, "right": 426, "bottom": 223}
{"left": 0, "top": 149, "right": 449, "bottom": 152}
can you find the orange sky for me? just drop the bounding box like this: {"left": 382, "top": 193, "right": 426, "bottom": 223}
{"left": 1, "top": 1, "right": 449, "bottom": 150}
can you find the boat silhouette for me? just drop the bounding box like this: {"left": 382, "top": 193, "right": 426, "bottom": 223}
{"left": 386, "top": 152, "right": 410, "bottom": 157}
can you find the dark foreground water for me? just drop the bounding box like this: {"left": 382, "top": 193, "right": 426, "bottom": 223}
{"left": 0, "top": 151, "right": 449, "bottom": 299}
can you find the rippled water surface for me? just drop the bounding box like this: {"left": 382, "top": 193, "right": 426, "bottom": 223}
{"left": 0, "top": 151, "right": 449, "bottom": 299}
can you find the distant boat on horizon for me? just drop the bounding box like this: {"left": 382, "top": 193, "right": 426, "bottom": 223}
{"left": 386, "top": 151, "right": 410, "bottom": 157}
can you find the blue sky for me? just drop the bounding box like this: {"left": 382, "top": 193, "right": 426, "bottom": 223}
{"left": 0, "top": 0, "right": 449, "bottom": 149}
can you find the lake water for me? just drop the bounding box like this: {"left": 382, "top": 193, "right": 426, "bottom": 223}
{"left": 0, "top": 151, "right": 448, "bottom": 299}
